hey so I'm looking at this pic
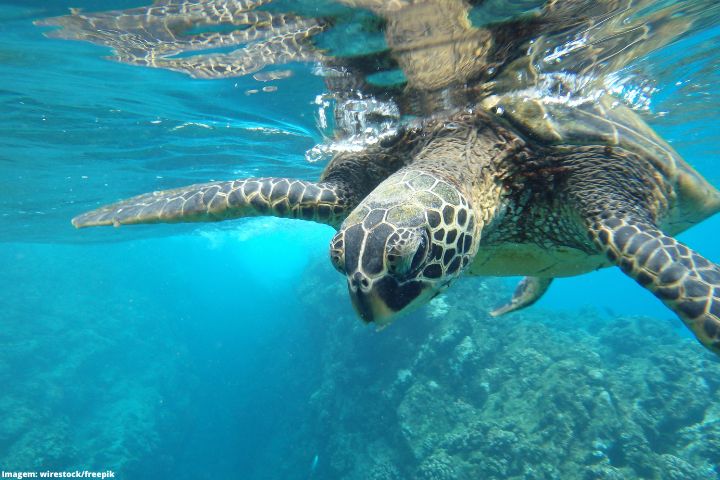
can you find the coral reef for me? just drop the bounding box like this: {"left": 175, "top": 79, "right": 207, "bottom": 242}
{"left": 0, "top": 244, "right": 185, "bottom": 474}
{"left": 3, "top": 245, "right": 719, "bottom": 479}
{"left": 297, "top": 267, "right": 720, "bottom": 480}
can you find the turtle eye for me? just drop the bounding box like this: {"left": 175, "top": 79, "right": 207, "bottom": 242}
{"left": 386, "top": 250, "right": 401, "bottom": 274}
{"left": 329, "top": 235, "right": 345, "bottom": 274}
{"left": 386, "top": 229, "right": 429, "bottom": 277}
{"left": 386, "top": 232, "right": 404, "bottom": 275}
{"left": 330, "top": 248, "right": 345, "bottom": 274}
{"left": 408, "top": 229, "right": 430, "bottom": 274}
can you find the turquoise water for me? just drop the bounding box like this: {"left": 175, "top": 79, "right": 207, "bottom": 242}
{"left": 2, "top": 2, "right": 720, "bottom": 479}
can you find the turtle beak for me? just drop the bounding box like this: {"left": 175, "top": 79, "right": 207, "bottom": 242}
{"left": 349, "top": 288, "right": 396, "bottom": 326}
{"left": 347, "top": 276, "right": 426, "bottom": 326}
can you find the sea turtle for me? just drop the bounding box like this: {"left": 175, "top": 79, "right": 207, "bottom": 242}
{"left": 48, "top": 0, "right": 720, "bottom": 356}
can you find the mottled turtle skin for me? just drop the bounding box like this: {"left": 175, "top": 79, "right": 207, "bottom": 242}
{"left": 47, "top": 0, "right": 720, "bottom": 356}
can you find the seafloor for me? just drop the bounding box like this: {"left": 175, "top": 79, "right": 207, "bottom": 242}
{"left": 290, "top": 268, "right": 720, "bottom": 480}
{"left": 2, "top": 242, "right": 720, "bottom": 480}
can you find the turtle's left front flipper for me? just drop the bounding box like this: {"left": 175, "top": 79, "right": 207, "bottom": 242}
{"left": 72, "top": 178, "right": 357, "bottom": 229}
{"left": 592, "top": 215, "right": 720, "bottom": 356}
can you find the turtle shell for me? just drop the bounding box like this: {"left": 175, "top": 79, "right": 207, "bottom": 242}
{"left": 481, "top": 85, "right": 720, "bottom": 235}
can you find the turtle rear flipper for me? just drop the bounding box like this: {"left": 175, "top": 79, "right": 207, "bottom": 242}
{"left": 491, "top": 276, "right": 553, "bottom": 317}
{"left": 592, "top": 214, "right": 720, "bottom": 356}
{"left": 72, "top": 178, "right": 356, "bottom": 229}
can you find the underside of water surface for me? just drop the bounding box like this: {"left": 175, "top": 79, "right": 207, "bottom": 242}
{"left": 2, "top": 1, "right": 720, "bottom": 479}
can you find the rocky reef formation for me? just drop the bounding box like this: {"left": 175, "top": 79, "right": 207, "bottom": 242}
{"left": 296, "top": 267, "right": 720, "bottom": 480}
{"left": 0, "top": 244, "right": 186, "bottom": 474}
{"left": 3, "top": 243, "right": 718, "bottom": 479}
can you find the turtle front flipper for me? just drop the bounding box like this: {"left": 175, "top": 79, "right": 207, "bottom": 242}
{"left": 591, "top": 214, "right": 720, "bottom": 356}
{"left": 490, "top": 276, "right": 553, "bottom": 317}
{"left": 72, "top": 178, "right": 357, "bottom": 229}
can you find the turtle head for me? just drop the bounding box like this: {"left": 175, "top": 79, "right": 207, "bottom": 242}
{"left": 329, "top": 170, "right": 479, "bottom": 326}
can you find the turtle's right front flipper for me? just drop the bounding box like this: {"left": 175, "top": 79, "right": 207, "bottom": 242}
{"left": 73, "top": 125, "right": 416, "bottom": 230}
{"left": 591, "top": 214, "right": 720, "bottom": 356}
{"left": 72, "top": 178, "right": 357, "bottom": 229}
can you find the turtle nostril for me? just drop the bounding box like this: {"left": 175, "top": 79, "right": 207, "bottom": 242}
{"left": 351, "top": 272, "right": 371, "bottom": 290}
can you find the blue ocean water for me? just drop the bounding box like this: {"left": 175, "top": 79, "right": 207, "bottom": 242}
{"left": 2, "top": 1, "right": 720, "bottom": 479}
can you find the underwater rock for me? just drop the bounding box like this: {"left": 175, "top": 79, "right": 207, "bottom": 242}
{"left": 583, "top": 464, "right": 626, "bottom": 480}
{"left": 0, "top": 254, "right": 186, "bottom": 474}
{"left": 397, "top": 380, "right": 480, "bottom": 459}
{"left": 298, "top": 272, "right": 720, "bottom": 480}
{"left": 416, "top": 450, "right": 457, "bottom": 480}
{"left": 368, "top": 463, "right": 402, "bottom": 480}
{"left": 659, "top": 454, "right": 715, "bottom": 480}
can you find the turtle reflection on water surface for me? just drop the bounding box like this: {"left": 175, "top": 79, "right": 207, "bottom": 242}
{"left": 41, "top": 0, "right": 720, "bottom": 356}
